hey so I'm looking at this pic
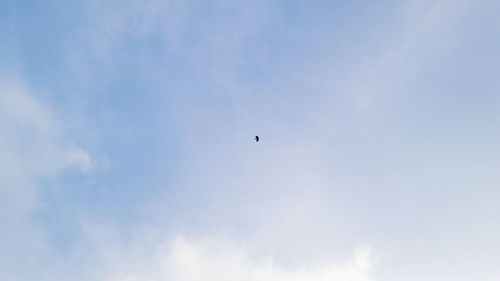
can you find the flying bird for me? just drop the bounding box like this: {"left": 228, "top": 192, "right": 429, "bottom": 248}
{"left": 255, "top": 136, "right": 259, "bottom": 142}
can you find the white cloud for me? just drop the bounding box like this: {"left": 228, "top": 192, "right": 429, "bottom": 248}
{"left": 0, "top": 78, "right": 94, "bottom": 177}
{"left": 0, "top": 75, "right": 93, "bottom": 279}
{"left": 107, "top": 235, "right": 378, "bottom": 281}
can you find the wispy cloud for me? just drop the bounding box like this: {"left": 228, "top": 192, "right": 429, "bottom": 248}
{"left": 0, "top": 75, "right": 93, "bottom": 279}
{"left": 0, "top": 77, "right": 93, "bottom": 177}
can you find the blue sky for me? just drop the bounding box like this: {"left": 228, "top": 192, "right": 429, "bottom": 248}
{"left": 1, "top": 0, "right": 500, "bottom": 280}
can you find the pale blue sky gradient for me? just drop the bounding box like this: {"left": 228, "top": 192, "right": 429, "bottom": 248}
{"left": 1, "top": 1, "right": 500, "bottom": 280}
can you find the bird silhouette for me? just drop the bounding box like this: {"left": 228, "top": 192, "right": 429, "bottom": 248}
{"left": 255, "top": 136, "right": 259, "bottom": 142}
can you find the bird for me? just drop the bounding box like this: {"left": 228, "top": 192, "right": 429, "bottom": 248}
{"left": 255, "top": 136, "right": 260, "bottom": 142}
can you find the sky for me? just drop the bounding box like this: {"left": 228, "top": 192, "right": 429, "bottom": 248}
{"left": 1, "top": 0, "right": 500, "bottom": 280}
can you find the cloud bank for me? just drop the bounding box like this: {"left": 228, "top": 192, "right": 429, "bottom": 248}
{"left": 107, "top": 236, "right": 377, "bottom": 281}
